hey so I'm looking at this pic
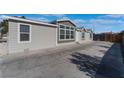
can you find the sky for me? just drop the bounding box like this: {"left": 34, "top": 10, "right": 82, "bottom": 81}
{"left": 0, "top": 14, "right": 124, "bottom": 33}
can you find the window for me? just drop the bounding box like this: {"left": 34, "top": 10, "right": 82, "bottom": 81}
{"left": 66, "top": 30, "right": 70, "bottom": 35}
{"left": 60, "top": 25, "right": 65, "bottom": 29}
{"left": 71, "top": 27, "right": 74, "bottom": 30}
{"left": 59, "top": 24, "right": 75, "bottom": 40}
{"left": 60, "top": 35, "right": 65, "bottom": 39}
{"left": 82, "top": 32, "right": 85, "bottom": 39}
{"left": 60, "top": 29, "right": 65, "bottom": 34}
{"left": 66, "top": 26, "right": 70, "bottom": 29}
{"left": 19, "top": 24, "right": 31, "bottom": 42}
{"left": 70, "top": 31, "right": 73, "bottom": 34}
{"left": 71, "top": 35, "right": 74, "bottom": 39}
{"left": 66, "top": 35, "right": 70, "bottom": 39}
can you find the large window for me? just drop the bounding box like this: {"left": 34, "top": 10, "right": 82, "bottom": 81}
{"left": 19, "top": 24, "right": 31, "bottom": 42}
{"left": 59, "top": 24, "right": 75, "bottom": 40}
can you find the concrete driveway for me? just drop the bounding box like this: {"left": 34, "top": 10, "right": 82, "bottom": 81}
{"left": 0, "top": 41, "right": 122, "bottom": 78}
{"left": 0, "top": 42, "right": 7, "bottom": 56}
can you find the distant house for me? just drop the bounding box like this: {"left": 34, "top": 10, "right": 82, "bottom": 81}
{"left": 76, "top": 27, "right": 93, "bottom": 43}
{"left": 1, "top": 16, "right": 93, "bottom": 54}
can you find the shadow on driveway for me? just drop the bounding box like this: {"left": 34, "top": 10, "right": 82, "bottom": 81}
{"left": 70, "top": 43, "right": 124, "bottom": 78}
{"left": 70, "top": 52, "right": 101, "bottom": 77}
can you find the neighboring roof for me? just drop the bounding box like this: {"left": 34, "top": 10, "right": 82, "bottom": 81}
{"left": 51, "top": 19, "right": 76, "bottom": 26}
{"left": 85, "top": 29, "right": 93, "bottom": 33}
{"left": 5, "top": 16, "right": 57, "bottom": 27}
{"left": 77, "top": 28, "right": 93, "bottom": 33}
{"left": 76, "top": 26, "right": 87, "bottom": 32}
{"left": 76, "top": 28, "right": 86, "bottom": 32}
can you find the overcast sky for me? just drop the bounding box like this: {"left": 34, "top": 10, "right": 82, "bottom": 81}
{"left": 0, "top": 14, "right": 124, "bottom": 33}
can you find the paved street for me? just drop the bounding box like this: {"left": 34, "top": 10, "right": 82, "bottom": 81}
{"left": 0, "top": 41, "right": 123, "bottom": 78}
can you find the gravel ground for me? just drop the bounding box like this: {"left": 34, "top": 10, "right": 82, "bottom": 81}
{"left": 0, "top": 41, "right": 113, "bottom": 78}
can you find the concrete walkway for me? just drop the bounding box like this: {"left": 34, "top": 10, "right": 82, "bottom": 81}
{"left": 0, "top": 42, "right": 7, "bottom": 56}
{"left": 0, "top": 41, "right": 123, "bottom": 78}
{"left": 95, "top": 43, "right": 124, "bottom": 78}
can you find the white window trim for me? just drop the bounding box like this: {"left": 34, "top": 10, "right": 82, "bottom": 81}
{"left": 58, "top": 24, "right": 75, "bottom": 41}
{"left": 18, "top": 23, "right": 32, "bottom": 43}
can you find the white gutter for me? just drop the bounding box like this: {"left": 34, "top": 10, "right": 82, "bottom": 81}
{"left": 4, "top": 16, "right": 58, "bottom": 27}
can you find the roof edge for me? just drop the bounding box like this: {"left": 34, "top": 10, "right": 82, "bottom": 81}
{"left": 56, "top": 19, "right": 76, "bottom": 26}
{"left": 5, "top": 16, "right": 57, "bottom": 27}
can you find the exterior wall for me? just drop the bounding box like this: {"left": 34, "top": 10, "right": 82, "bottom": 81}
{"left": 85, "top": 32, "right": 93, "bottom": 41}
{"left": 76, "top": 30, "right": 93, "bottom": 42}
{"left": 76, "top": 31, "right": 82, "bottom": 42}
{"left": 8, "top": 21, "right": 57, "bottom": 54}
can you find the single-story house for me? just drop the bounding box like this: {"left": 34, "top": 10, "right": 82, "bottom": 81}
{"left": 75, "top": 28, "right": 93, "bottom": 42}
{"left": 1, "top": 16, "right": 93, "bottom": 54}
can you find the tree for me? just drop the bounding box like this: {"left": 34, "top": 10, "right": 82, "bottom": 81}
{"left": 120, "top": 30, "right": 124, "bottom": 36}
{"left": 21, "top": 16, "right": 26, "bottom": 19}
{"left": 0, "top": 16, "right": 26, "bottom": 37}
{"left": 0, "top": 19, "right": 8, "bottom": 37}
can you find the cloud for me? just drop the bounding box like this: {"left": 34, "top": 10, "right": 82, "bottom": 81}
{"left": 36, "top": 17, "right": 49, "bottom": 22}
{"left": 73, "top": 19, "right": 87, "bottom": 27}
{"left": 28, "top": 17, "right": 50, "bottom": 22}
{"left": 74, "top": 19, "right": 86, "bottom": 23}
{"left": 89, "top": 19, "right": 124, "bottom": 25}
{"left": 73, "top": 17, "right": 124, "bottom": 33}
{"left": 0, "top": 15, "right": 7, "bottom": 22}
{"left": 44, "top": 14, "right": 65, "bottom": 18}
{"left": 73, "top": 18, "right": 118, "bottom": 27}
{"left": 99, "top": 14, "right": 124, "bottom": 19}
{"left": 25, "top": 14, "right": 124, "bottom": 33}
{"left": 90, "top": 19, "right": 124, "bottom": 32}
{"left": 91, "top": 19, "right": 124, "bottom": 33}
{"left": 50, "top": 14, "right": 65, "bottom": 18}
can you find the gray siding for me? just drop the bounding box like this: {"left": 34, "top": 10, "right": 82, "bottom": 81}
{"left": 8, "top": 21, "right": 57, "bottom": 54}
{"left": 75, "top": 31, "right": 84, "bottom": 42}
